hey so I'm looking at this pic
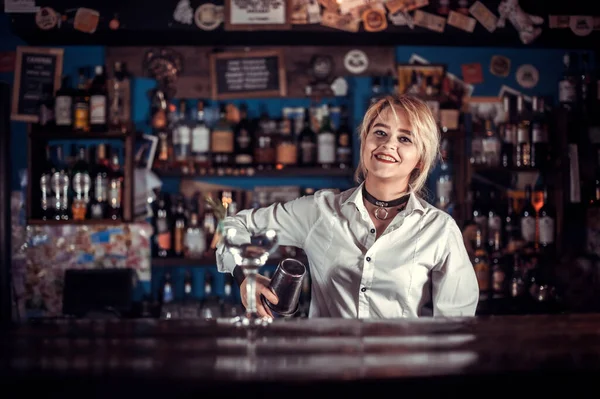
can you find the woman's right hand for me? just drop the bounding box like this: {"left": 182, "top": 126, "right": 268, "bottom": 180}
{"left": 240, "top": 274, "right": 279, "bottom": 319}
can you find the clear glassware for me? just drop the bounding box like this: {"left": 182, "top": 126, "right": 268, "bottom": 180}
{"left": 223, "top": 227, "right": 279, "bottom": 327}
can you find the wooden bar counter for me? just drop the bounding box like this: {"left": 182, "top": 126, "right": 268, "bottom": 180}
{"left": 2, "top": 314, "right": 600, "bottom": 397}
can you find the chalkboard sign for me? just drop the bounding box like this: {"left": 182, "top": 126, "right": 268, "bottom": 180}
{"left": 11, "top": 46, "right": 64, "bottom": 122}
{"left": 210, "top": 49, "right": 286, "bottom": 100}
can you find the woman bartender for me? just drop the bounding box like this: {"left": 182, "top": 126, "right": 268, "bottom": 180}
{"left": 216, "top": 94, "right": 479, "bottom": 319}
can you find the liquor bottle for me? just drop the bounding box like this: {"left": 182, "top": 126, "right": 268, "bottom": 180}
{"left": 470, "top": 122, "right": 484, "bottom": 165}
{"left": 515, "top": 95, "right": 531, "bottom": 168}
{"left": 153, "top": 193, "right": 172, "bottom": 258}
{"left": 472, "top": 189, "right": 488, "bottom": 241}
{"left": 490, "top": 231, "right": 507, "bottom": 300}
{"left": 276, "top": 109, "right": 298, "bottom": 168}
{"left": 89, "top": 144, "right": 110, "bottom": 219}
{"left": 161, "top": 272, "right": 174, "bottom": 305}
{"left": 183, "top": 270, "right": 194, "bottom": 303}
{"left": 254, "top": 107, "right": 275, "bottom": 171}
{"left": 173, "top": 100, "right": 191, "bottom": 170}
{"left": 317, "top": 105, "right": 336, "bottom": 169}
{"left": 40, "top": 144, "right": 56, "bottom": 220}
{"left": 89, "top": 65, "right": 108, "bottom": 132}
{"left": 172, "top": 195, "right": 187, "bottom": 258}
{"left": 538, "top": 187, "right": 555, "bottom": 253}
{"left": 231, "top": 103, "right": 253, "bottom": 168}
{"left": 202, "top": 201, "right": 217, "bottom": 254}
{"left": 520, "top": 185, "right": 536, "bottom": 249}
{"left": 504, "top": 196, "right": 522, "bottom": 253}
{"left": 71, "top": 146, "right": 91, "bottom": 221}
{"left": 199, "top": 272, "right": 221, "bottom": 319}
{"left": 298, "top": 108, "right": 317, "bottom": 167}
{"left": 234, "top": 103, "right": 254, "bottom": 168}
{"left": 336, "top": 105, "right": 353, "bottom": 169}
{"left": 482, "top": 119, "right": 501, "bottom": 167}
{"left": 501, "top": 95, "right": 515, "bottom": 168}
{"left": 473, "top": 227, "right": 490, "bottom": 301}
{"left": 54, "top": 76, "right": 73, "bottom": 131}
{"left": 107, "top": 150, "right": 123, "bottom": 220}
{"left": 487, "top": 190, "right": 502, "bottom": 250}
{"left": 150, "top": 88, "right": 168, "bottom": 131}
{"left": 559, "top": 52, "right": 578, "bottom": 111}
{"left": 50, "top": 145, "right": 70, "bottom": 220}
{"left": 73, "top": 67, "right": 90, "bottom": 132}
{"left": 109, "top": 61, "right": 131, "bottom": 132}
{"left": 184, "top": 212, "right": 206, "bottom": 258}
{"left": 191, "top": 100, "right": 211, "bottom": 171}
{"left": 221, "top": 274, "right": 243, "bottom": 318}
{"left": 211, "top": 104, "right": 234, "bottom": 171}
{"left": 530, "top": 96, "right": 549, "bottom": 169}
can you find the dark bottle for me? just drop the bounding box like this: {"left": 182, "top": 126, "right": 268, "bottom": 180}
{"left": 515, "top": 95, "right": 531, "bottom": 168}
{"left": 107, "top": 150, "right": 123, "bottom": 220}
{"left": 55, "top": 75, "right": 73, "bottom": 130}
{"left": 297, "top": 108, "right": 317, "bottom": 167}
{"left": 70, "top": 146, "right": 91, "bottom": 221}
{"left": 172, "top": 196, "right": 188, "bottom": 258}
{"left": 234, "top": 103, "right": 254, "bottom": 167}
{"left": 538, "top": 187, "right": 555, "bottom": 253}
{"left": 149, "top": 88, "right": 168, "bottom": 131}
{"left": 501, "top": 95, "right": 515, "bottom": 168}
{"left": 199, "top": 271, "right": 221, "bottom": 320}
{"left": 89, "top": 144, "right": 110, "bottom": 219}
{"left": 40, "top": 144, "right": 56, "bottom": 220}
{"left": 490, "top": 231, "right": 508, "bottom": 300}
{"left": 317, "top": 104, "right": 336, "bottom": 169}
{"left": 211, "top": 103, "right": 234, "bottom": 170}
{"left": 50, "top": 145, "right": 70, "bottom": 220}
{"left": 73, "top": 67, "right": 90, "bottom": 132}
{"left": 153, "top": 193, "right": 172, "bottom": 258}
{"left": 520, "top": 185, "right": 536, "bottom": 249}
{"left": 530, "top": 96, "right": 549, "bottom": 169}
{"left": 336, "top": 105, "right": 353, "bottom": 169}
{"left": 504, "top": 196, "right": 521, "bottom": 252}
{"left": 89, "top": 65, "right": 108, "bottom": 132}
{"left": 183, "top": 270, "right": 194, "bottom": 303}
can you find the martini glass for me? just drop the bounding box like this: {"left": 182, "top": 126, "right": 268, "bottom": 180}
{"left": 223, "top": 227, "right": 280, "bottom": 327}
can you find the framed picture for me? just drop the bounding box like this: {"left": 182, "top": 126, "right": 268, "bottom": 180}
{"left": 225, "top": 0, "right": 292, "bottom": 31}
{"left": 396, "top": 63, "right": 446, "bottom": 99}
{"left": 11, "top": 46, "right": 63, "bottom": 122}
{"left": 466, "top": 96, "right": 507, "bottom": 126}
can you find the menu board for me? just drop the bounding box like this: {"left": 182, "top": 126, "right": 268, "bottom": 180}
{"left": 11, "top": 46, "right": 64, "bottom": 122}
{"left": 210, "top": 49, "right": 287, "bottom": 100}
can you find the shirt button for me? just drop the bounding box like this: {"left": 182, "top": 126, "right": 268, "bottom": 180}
{"left": 366, "top": 256, "right": 371, "bottom": 262}
{"left": 361, "top": 287, "right": 367, "bottom": 292}
{"left": 370, "top": 228, "right": 375, "bottom": 233}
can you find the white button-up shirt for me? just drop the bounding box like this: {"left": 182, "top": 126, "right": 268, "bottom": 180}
{"left": 216, "top": 183, "right": 479, "bottom": 319}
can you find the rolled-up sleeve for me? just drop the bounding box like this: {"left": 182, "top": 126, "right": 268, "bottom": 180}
{"left": 216, "top": 195, "right": 319, "bottom": 275}
{"left": 431, "top": 218, "right": 479, "bottom": 317}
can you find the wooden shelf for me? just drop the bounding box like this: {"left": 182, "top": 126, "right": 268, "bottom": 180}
{"left": 471, "top": 165, "right": 541, "bottom": 173}
{"left": 154, "top": 167, "right": 354, "bottom": 178}
{"left": 29, "top": 130, "right": 132, "bottom": 140}
{"left": 153, "top": 253, "right": 308, "bottom": 267}
{"left": 27, "top": 219, "right": 126, "bottom": 226}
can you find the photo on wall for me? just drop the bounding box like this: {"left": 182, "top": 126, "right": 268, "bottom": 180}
{"left": 396, "top": 63, "right": 446, "bottom": 99}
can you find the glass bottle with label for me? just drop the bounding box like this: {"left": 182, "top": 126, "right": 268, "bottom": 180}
{"left": 173, "top": 99, "right": 191, "bottom": 170}
{"left": 40, "top": 145, "right": 56, "bottom": 220}
{"left": 183, "top": 270, "right": 194, "bottom": 303}
{"left": 89, "top": 65, "right": 108, "bottom": 132}
{"left": 254, "top": 109, "right": 276, "bottom": 171}
{"left": 191, "top": 100, "right": 211, "bottom": 171}
{"left": 73, "top": 67, "right": 90, "bottom": 133}
{"left": 530, "top": 96, "right": 548, "bottom": 169}
{"left": 153, "top": 193, "right": 172, "bottom": 258}
{"left": 107, "top": 150, "right": 123, "bottom": 220}
{"left": 89, "top": 144, "right": 110, "bottom": 219}
{"left": 336, "top": 105, "right": 353, "bottom": 169}
{"left": 150, "top": 88, "right": 168, "bottom": 131}
{"left": 211, "top": 104, "right": 234, "bottom": 171}
{"left": 109, "top": 61, "right": 131, "bottom": 132}
{"left": 470, "top": 122, "right": 484, "bottom": 165}
{"left": 482, "top": 119, "right": 501, "bottom": 167}
{"left": 71, "top": 146, "right": 91, "bottom": 221}
{"left": 317, "top": 105, "right": 336, "bottom": 169}
{"left": 50, "top": 145, "right": 70, "bottom": 220}
{"left": 501, "top": 95, "right": 515, "bottom": 169}
{"left": 297, "top": 108, "right": 317, "bottom": 167}
{"left": 172, "top": 196, "right": 187, "bottom": 258}
{"left": 515, "top": 95, "right": 531, "bottom": 168}
{"left": 54, "top": 76, "right": 73, "bottom": 131}
{"left": 559, "top": 52, "right": 578, "bottom": 111}
{"left": 520, "top": 185, "right": 536, "bottom": 249}
{"left": 276, "top": 109, "right": 298, "bottom": 168}
{"left": 234, "top": 103, "right": 254, "bottom": 168}
{"left": 200, "top": 271, "right": 222, "bottom": 319}
{"left": 538, "top": 187, "right": 555, "bottom": 253}
{"left": 487, "top": 190, "right": 502, "bottom": 250}
{"left": 490, "top": 231, "right": 507, "bottom": 300}
{"left": 184, "top": 212, "right": 206, "bottom": 259}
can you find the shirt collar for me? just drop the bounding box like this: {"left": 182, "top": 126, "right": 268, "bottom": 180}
{"left": 342, "top": 182, "right": 427, "bottom": 216}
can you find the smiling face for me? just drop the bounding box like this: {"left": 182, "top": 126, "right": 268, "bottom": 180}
{"left": 361, "top": 106, "right": 421, "bottom": 188}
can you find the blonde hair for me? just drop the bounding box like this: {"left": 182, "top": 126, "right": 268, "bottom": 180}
{"left": 354, "top": 94, "right": 440, "bottom": 197}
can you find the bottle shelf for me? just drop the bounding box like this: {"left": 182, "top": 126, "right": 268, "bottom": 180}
{"left": 27, "top": 219, "right": 127, "bottom": 226}
{"left": 152, "top": 253, "right": 308, "bottom": 267}
{"left": 29, "top": 129, "right": 133, "bottom": 140}
{"left": 153, "top": 166, "right": 354, "bottom": 178}
{"left": 471, "top": 165, "right": 541, "bottom": 173}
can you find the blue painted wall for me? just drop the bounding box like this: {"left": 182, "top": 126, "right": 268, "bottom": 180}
{"left": 1, "top": 12, "right": 591, "bottom": 301}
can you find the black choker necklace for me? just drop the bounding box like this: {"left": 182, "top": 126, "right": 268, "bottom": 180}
{"left": 362, "top": 186, "right": 410, "bottom": 220}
